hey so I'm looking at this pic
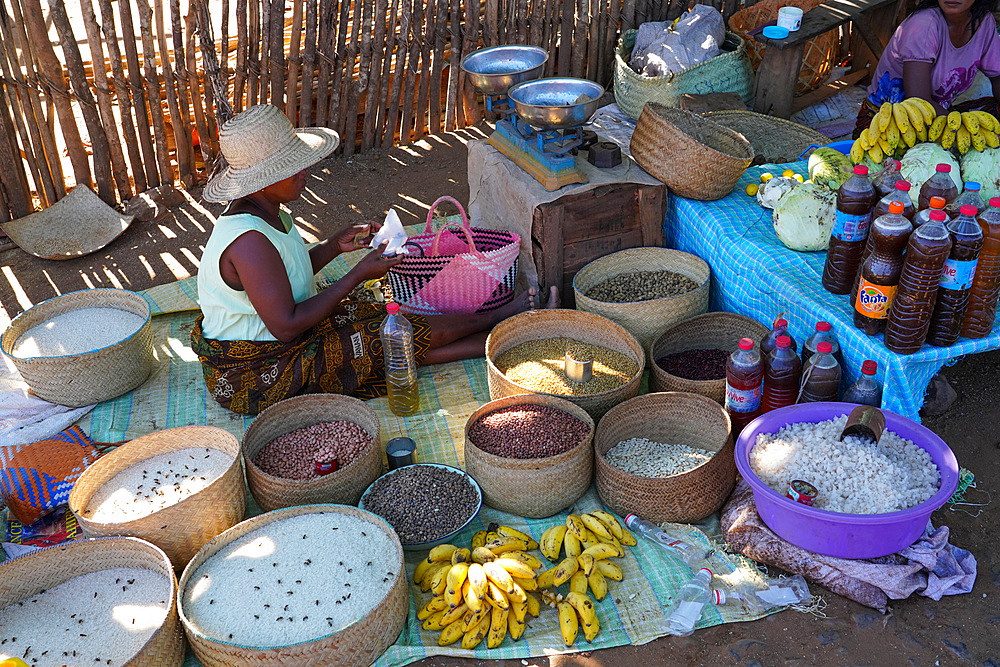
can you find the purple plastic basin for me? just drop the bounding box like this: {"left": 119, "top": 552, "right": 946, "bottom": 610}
{"left": 734, "top": 403, "right": 959, "bottom": 559}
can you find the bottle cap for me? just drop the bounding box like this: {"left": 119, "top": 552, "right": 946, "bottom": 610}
{"left": 893, "top": 159, "right": 901, "bottom": 170}
{"left": 889, "top": 201, "right": 904, "bottom": 214}
{"left": 817, "top": 341, "right": 833, "bottom": 354}
{"left": 776, "top": 335, "right": 791, "bottom": 349}
{"left": 738, "top": 338, "right": 754, "bottom": 351}
{"left": 853, "top": 165, "right": 868, "bottom": 175}
{"left": 815, "top": 321, "right": 831, "bottom": 332}
{"left": 774, "top": 317, "right": 788, "bottom": 328}
{"left": 960, "top": 204, "right": 977, "bottom": 216}
{"left": 929, "top": 196, "right": 946, "bottom": 209}
{"left": 991, "top": 197, "right": 1000, "bottom": 208}
{"left": 935, "top": 163, "right": 951, "bottom": 173}
{"left": 894, "top": 180, "right": 910, "bottom": 191}
{"left": 929, "top": 210, "right": 947, "bottom": 222}
{"left": 861, "top": 359, "right": 877, "bottom": 375}
{"left": 762, "top": 25, "right": 790, "bottom": 39}
{"left": 386, "top": 302, "right": 400, "bottom": 314}
{"left": 624, "top": 513, "right": 638, "bottom": 525}
{"left": 965, "top": 181, "right": 981, "bottom": 191}
{"left": 698, "top": 568, "right": 714, "bottom": 578}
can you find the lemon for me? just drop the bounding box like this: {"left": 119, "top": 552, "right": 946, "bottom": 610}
{"left": 782, "top": 169, "right": 795, "bottom": 178}
{"left": 760, "top": 172, "right": 774, "bottom": 183}
{"left": 746, "top": 183, "right": 759, "bottom": 196}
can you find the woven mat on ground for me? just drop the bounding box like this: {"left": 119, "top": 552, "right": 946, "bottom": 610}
{"left": 664, "top": 162, "right": 1000, "bottom": 422}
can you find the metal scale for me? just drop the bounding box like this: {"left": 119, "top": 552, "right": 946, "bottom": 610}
{"left": 461, "top": 46, "right": 605, "bottom": 191}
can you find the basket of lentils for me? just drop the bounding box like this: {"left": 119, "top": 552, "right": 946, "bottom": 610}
{"left": 649, "top": 311, "right": 770, "bottom": 404}
{"left": 241, "top": 394, "right": 383, "bottom": 512}
{"left": 572, "top": 248, "right": 710, "bottom": 353}
{"left": 594, "top": 392, "right": 737, "bottom": 523}
{"left": 464, "top": 394, "right": 595, "bottom": 518}
{"left": 486, "top": 309, "right": 645, "bottom": 420}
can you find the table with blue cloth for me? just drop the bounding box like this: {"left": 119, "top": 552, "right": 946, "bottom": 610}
{"left": 664, "top": 161, "right": 1000, "bottom": 422}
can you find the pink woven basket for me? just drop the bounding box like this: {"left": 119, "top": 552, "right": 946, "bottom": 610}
{"left": 387, "top": 196, "right": 520, "bottom": 315}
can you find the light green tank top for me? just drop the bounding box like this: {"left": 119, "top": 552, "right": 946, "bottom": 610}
{"left": 197, "top": 210, "right": 317, "bottom": 341}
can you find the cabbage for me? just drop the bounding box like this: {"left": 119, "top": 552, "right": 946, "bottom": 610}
{"left": 756, "top": 176, "right": 798, "bottom": 209}
{"left": 772, "top": 182, "right": 836, "bottom": 252}
{"left": 900, "top": 143, "right": 961, "bottom": 195}
{"left": 960, "top": 147, "right": 1000, "bottom": 201}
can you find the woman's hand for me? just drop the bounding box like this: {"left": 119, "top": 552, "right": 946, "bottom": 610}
{"left": 333, "top": 221, "right": 381, "bottom": 254}
{"left": 349, "top": 242, "right": 405, "bottom": 282}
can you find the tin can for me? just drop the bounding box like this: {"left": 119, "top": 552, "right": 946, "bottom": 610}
{"left": 786, "top": 479, "right": 818, "bottom": 506}
{"left": 314, "top": 456, "right": 339, "bottom": 476}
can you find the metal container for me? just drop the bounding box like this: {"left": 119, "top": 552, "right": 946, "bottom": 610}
{"left": 507, "top": 78, "right": 606, "bottom": 129}
{"left": 461, "top": 45, "right": 548, "bottom": 95}
{"left": 565, "top": 351, "right": 594, "bottom": 383}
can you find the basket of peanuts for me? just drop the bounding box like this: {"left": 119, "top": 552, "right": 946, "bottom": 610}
{"left": 240, "top": 394, "right": 384, "bottom": 512}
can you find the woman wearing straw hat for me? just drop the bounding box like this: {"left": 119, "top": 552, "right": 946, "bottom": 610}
{"left": 190, "top": 104, "right": 556, "bottom": 415}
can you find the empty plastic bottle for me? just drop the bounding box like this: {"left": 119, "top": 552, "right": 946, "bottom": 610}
{"left": 885, "top": 211, "right": 954, "bottom": 354}
{"left": 380, "top": 302, "right": 420, "bottom": 416}
{"left": 946, "top": 181, "right": 986, "bottom": 217}
{"left": 918, "top": 163, "right": 959, "bottom": 210}
{"left": 762, "top": 336, "right": 801, "bottom": 412}
{"left": 624, "top": 514, "right": 713, "bottom": 568}
{"left": 871, "top": 158, "right": 901, "bottom": 198}
{"left": 874, "top": 180, "right": 915, "bottom": 221}
{"left": 760, "top": 317, "right": 796, "bottom": 372}
{"left": 913, "top": 195, "right": 951, "bottom": 228}
{"left": 823, "top": 165, "right": 878, "bottom": 294}
{"left": 961, "top": 198, "right": 1000, "bottom": 338}
{"left": 726, "top": 338, "right": 764, "bottom": 438}
{"left": 854, "top": 201, "right": 912, "bottom": 335}
{"left": 926, "top": 205, "right": 985, "bottom": 347}
{"left": 665, "top": 568, "right": 714, "bottom": 636}
{"left": 843, "top": 360, "right": 883, "bottom": 407}
{"left": 798, "top": 341, "right": 841, "bottom": 403}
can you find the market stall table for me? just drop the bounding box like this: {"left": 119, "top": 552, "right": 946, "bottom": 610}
{"left": 664, "top": 161, "right": 1000, "bottom": 422}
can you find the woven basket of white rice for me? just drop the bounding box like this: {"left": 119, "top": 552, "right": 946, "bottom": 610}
{"left": 0, "top": 536, "right": 184, "bottom": 666}
{"left": 0, "top": 288, "right": 153, "bottom": 406}
{"left": 177, "top": 504, "right": 407, "bottom": 667}
{"left": 70, "top": 426, "right": 246, "bottom": 570}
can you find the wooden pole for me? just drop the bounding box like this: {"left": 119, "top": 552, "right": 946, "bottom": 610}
{"left": 586, "top": 0, "right": 600, "bottom": 81}
{"left": 234, "top": 0, "right": 248, "bottom": 111}
{"left": 413, "top": 0, "right": 436, "bottom": 141}
{"left": 622, "top": 0, "right": 637, "bottom": 31}
{"left": 268, "top": 0, "right": 286, "bottom": 110}
{"left": 362, "top": 0, "right": 388, "bottom": 149}
{"left": 559, "top": 0, "right": 574, "bottom": 75}
{"left": 300, "top": 0, "right": 318, "bottom": 125}
{"left": 543, "top": 0, "right": 558, "bottom": 76}
{"left": 152, "top": 0, "right": 193, "bottom": 188}
{"left": 444, "top": 0, "right": 461, "bottom": 131}
{"left": 0, "top": 90, "right": 31, "bottom": 217}
{"left": 336, "top": 0, "right": 362, "bottom": 144}
{"left": 459, "top": 0, "right": 481, "bottom": 126}
{"left": 373, "top": 0, "right": 400, "bottom": 143}
{"left": 315, "top": 0, "right": 333, "bottom": 127}
{"left": 186, "top": 9, "right": 213, "bottom": 170}
{"left": 530, "top": 0, "right": 544, "bottom": 44}
{"left": 516, "top": 0, "right": 527, "bottom": 43}
{"left": 428, "top": 0, "right": 448, "bottom": 136}
{"left": 571, "top": 0, "right": 588, "bottom": 78}
{"left": 327, "top": 0, "right": 351, "bottom": 131}
{"left": 171, "top": 0, "right": 198, "bottom": 177}
{"left": 382, "top": 0, "right": 412, "bottom": 147}
{"left": 198, "top": 0, "right": 235, "bottom": 124}
{"left": 286, "top": 0, "right": 304, "bottom": 122}
{"left": 115, "top": 0, "right": 161, "bottom": 187}
{"left": 485, "top": 0, "right": 498, "bottom": 46}
{"left": 220, "top": 0, "right": 230, "bottom": 102}
{"left": 398, "top": 0, "right": 424, "bottom": 145}
{"left": 136, "top": 0, "right": 175, "bottom": 185}
{"left": 606, "top": 0, "right": 621, "bottom": 84}
{"left": 249, "top": 0, "right": 260, "bottom": 104}
{"left": 344, "top": 0, "right": 372, "bottom": 155}
{"left": 260, "top": 0, "right": 272, "bottom": 103}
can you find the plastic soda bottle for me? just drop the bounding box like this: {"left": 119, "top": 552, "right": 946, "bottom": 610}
{"left": 725, "top": 338, "right": 764, "bottom": 437}
{"left": 918, "top": 164, "right": 959, "bottom": 210}
{"left": 871, "top": 158, "right": 901, "bottom": 198}
{"left": 800, "top": 321, "right": 843, "bottom": 368}
{"left": 760, "top": 316, "right": 796, "bottom": 372}
{"left": 842, "top": 360, "right": 883, "bottom": 407}
{"left": 624, "top": 514, "right": 713, "bottom": 567}
{"left": 874, "top": 180, "right": 915, "bottom": 221}
{"left": 960, "top": 197, "right": 1000, "bottom": 338}
{"left": 946, "top": 181, "right": 986, "bottom": 217}
{"left": 926, "top": 205, "right": 985, "bottom": 347}
{"left": 762, "top": 336, "right": 801, "bottom": 412}
{"left": 665, "top": 568, "right": 714, "bottom": 636}
{"left": 797, "top": 341, "right": 841, "bottom": 403}
{"left": 380, "top": 302, "right": 420, "bottom": 416}
{"left": 913, "top": 195, "right": 951, "bottom": 227}
{"left": 884, "top": 211, "right": 954, "bottom": 353}
{"left": 850, "top": 202, "right": 912, "bottom": 312}
{"left": 823, "top": 165, "right": 878, "bottom": 294}
{"left": 854, "top": 201, "right": 912, "bottom": 335}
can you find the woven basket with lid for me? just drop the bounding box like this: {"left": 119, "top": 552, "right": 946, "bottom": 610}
{"left": 702, "top": 110, "right": 829, "bottom": 165}
{"left": 595, "top": 392, "right": 736, "bottom": 523}
{"left": 630, "top": 103, "right": 754, "bottom": 201}
{"left": 177, "top": 504, "right": 407, "bottom": 667}
{"left": 485, "top": 309, "right": 645, "bottom": 421}
{"left": 650, "top": 312, "right": 770, "bottom": 404}
{"left": 70, "top": 426, "right": 246, "bottom": 570}
{"left": 1, "top": 288, "right": 153, "bottom": 407}
{"left": 241, "top": 394, "right": 383, "bottom": 512}
{"left": 0, "top": 537, "right": 185, "bottom": 666}
{"left": 573, "top": 248, "right": 710, "bottom": 355}
{"left": 464, "top": 394, "right": 595, "bottom": 518}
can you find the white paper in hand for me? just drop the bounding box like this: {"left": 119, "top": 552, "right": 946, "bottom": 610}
{"left": 369, "top": 208, "right": 409, "bottom": 256}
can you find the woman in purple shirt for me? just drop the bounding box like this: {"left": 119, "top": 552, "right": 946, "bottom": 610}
{"left": 854, "top": 0, "right": 1000, "bottom": 136}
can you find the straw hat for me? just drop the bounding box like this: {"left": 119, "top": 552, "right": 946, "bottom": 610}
{"left": 202, "top": 104, "right": 340, "bottom": 203}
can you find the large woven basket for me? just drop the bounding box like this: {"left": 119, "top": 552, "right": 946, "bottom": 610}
{"left": 485, "top": 309, "right": 645, "bottom": 420}
{"left": 729, "top": 0, "right": 838, "bottom": 95}
{"left": 631, "top": 103, "right": 754, "bottom": 201}
{"left": 70, "top": 426, "right": 246, "bottom": 570}
{"left": 464, "top": 394, "right": 595, "bottom": 518}
{"left": 702, "top": 111, "right": 830, "bottom": 165}
{"left": 594, "top": 392, "right": 736, "bottom": 523}
{"left": 241, "top": 394, "right": 383, "bottom": 512}
{"left": 650, "top": 312, "right": 770, "bottom": 404}
{"left": 573, "top": 248, "right": 710, "bottom": 354}
{"left": 0, "top": 536, "right": 185, "bottom": 665}
{"left": 177, "top": 504, "right": 407, "bottom": 667}
{"left": 0, "top": 288, "right": 154, "bottom": 407}
{"left": 613, "top": 30, "right": 754, "bottom": 119}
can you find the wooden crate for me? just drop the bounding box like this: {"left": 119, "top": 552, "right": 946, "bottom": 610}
{"left": 531, "top": 181, "right": 667, "bottom": 307}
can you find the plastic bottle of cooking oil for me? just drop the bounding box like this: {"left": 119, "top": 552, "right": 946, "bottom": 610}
{"left": 380, "top": 302, "right": 420, "bottom": 416}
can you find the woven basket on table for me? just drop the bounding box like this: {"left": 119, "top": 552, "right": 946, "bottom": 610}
{"left": 0, "top": 537, "right": 185, "bottom": 665}
{"left": 594, "top": 392, "right": 736, "bottom": 523}
{"left": 702, "top": 110, "right": 830, "bottom": 165}
{"left": 0, "top": 288, "right": 153, "bottom": 407}
{"left": 573, "top": 248, "right": 710, "bottom": 355}
{"left": 70, "top": 426, "right": 246, "bottom": 570}
{"left": 613, "top": 30, "right": 754, "bottom": 119}
{"left": 464, "top": 394, "right": 595, "bottom": 518}
{"left": 630, "top": 103, "right": 754, "bottom": 201}
{"left": 485, "top": 309, "right": 645, "bottom": 421}
{"left": 728, "top": 0, "right": 838, "bottom": 95}
{"left": 241, "top": 394, "right": 383, "bottom": 512}
{"left": 650, "top": 312, "right": 770, "bottom": 404}
{"left": 177, "top": 504, "right": 407, "bottom": 667}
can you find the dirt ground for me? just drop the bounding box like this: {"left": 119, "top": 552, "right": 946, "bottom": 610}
{"left": 0, "top": 123, "right": 997, "bottom": 666}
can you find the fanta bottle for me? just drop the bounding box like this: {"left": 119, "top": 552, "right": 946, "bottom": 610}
{"left": 762, "top": 336, "right": 801, "bottom": 413}
{"left": 960, "top": 197, "right": 1000, "bottom": 338}
{"left": 851, "top": 201, "right": 912, "bottom": 310}
{"left": 725, "top": 338, "right": 764, "bottom": 437}
{"left": 823, "top": 165, "right": 878, "bottom": 294}
{"left": 855, "top": 201, "right": 912, "bottom": 335}
{"left": 918, "top": 164, "right": 959, "bottom": 210}
{"left": 926, "top": 205, "right": 984, "bottom": 347}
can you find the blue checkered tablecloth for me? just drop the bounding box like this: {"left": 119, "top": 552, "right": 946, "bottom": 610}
{"left": 664, "top": 161, "right": 1000, "bottom": 422}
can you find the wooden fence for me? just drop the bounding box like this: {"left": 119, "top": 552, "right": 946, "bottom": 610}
{"left": 0, "top": 0, "right": 762, "bottom": 220}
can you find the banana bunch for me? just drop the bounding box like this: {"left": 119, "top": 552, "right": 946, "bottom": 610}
{"left": 850, "top": 98, "right": 936, "bottom": 164}
{"left": 929, "top": 109, "right": 1000, "bottom": 154}
{"left": 413, "top": 525, "right": 543, "bottom": 648}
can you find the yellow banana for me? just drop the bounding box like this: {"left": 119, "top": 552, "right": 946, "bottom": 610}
{"left": 508, "top": 581, "right": 527, "bottom": 604}
{"left": 421, "top": 561, "right": 451, "bottom": 592}
{"left": 553, "top": 556, "right": 580, "bottom": 587}
{"left": 868, "top": 145, "right": 884, "bottom": 164}
{"left": 487, "top": 605, "right": 508, "bottom": 649}
{"left": 460, "top": 605, "right": 488, "bottom": 632}
{"left": 463, "top": 578, "right": 482, "bottom": 613}
{"left": 929, "top": 115, "right": 948, "bottom": 141}
{"left": 984, "top": 128, "right": 999, "bottom": 148}
{"left": 536, "top": 564, "right": 558, "bottom": 590}
{"left": 485, "top": 536, "right": 529, "bottom": 555}
{"left": 972, "top": 129, "right": 987, "bottom": 152}
{"left": 565, "top": 591, "right": 600, "bottom": 642}
{"left": 493, "top": 557, "right": 536, "bottom": 580}
{"left": 484, "top": 561, "right": 518, "bottom": 596}
{"left": 913, "top": 97, "right": 937, "bottom": 125}
{"left": 940, "top": 127, "right": 956, "bottom": 150}
{"left": 506, "top": 550, "right": 543, "bottom": 570}
{"left": 427, "top": 544, "right": 458, "bottom": 563}
{"left": 512, "top": 576, "right": 537, "bottom": 592}
{"left": 617, "top": 526, "right": 636, "bottom": 546}
{"left": 877, "top": 133, "right": 894, "bottom": 156}
{"left": 446, "top": 562, "right": 470, "bottom": 607}
{"left": 588, "top": 570, "right": 608, "bottom": 600}
{"left": 430, "top": 563, "right": 451, "bottom": 596}
{"left": 471, "top": 546, "right": 496, "bottom": 564}
{"left": 915, "top": 124, "right": 927, "bottom": 143}
{"left": 579, "top": 529, "right": 601, "bottom": 551}
{"left": 578, "top": 553, "right": 597, "bottom": 577}
{"left": 901, "top": 123, "right": 917, "bottom": 148}
{"left": 496, "top": 525, "right": 539, "bottom": 550}
{"left": 438, "top": 618, "right": 466, "bottom": 646}
{"left": 947, "top": 110, "right": 963, "bottom": 131}
{"left": 581, "top": 543, "right": 619, "bottom": 560}
{"left": 510, "top": 594, "right": 528, "bottom": 623}
{"left": 413, "top": 558, "right": 435, "bottom": 584}
{"left": 901, "top": 99, "right": 926, "bottom": 131}
{"left": 417, "top": 594, "right": 449, "bottom": 620}
{"left": 467, "top": 563, "right": 488, "bottom": 607}
{"left": 976, "top": 110, "right": 999, "bottom": 132}
{"left": 877, "top": 103, "right": 893, "bottom": 133}
{"left": 891, "top": 103, "right": 911, "bottom": 135}
{"left": 564, "top": 531, "right": 583, "bottom": 558}
{"left": 558, "top": 601, "right": 579, "bottom": 646}
{"left": 569, "top": 570, "right": 589, "bottom": 594}
{"left": 595, "top": 560, "right": 623, "bottom": 581}
{"left": 858, "top": 126, "right": 874, "bottom": 150}
{"left": 850, "top": 140, "right": 865, "bottom": 164}
{"left": 589, "top": 510, "right": 625, "bottom": 541}
{"left": 441, "top": 602, "right": 469, "bottom": 626}
{"left": 962, "top": 111, "right": 980, "bottom": 135}
{"left": 594, "top": 532, "right": 624, "bottom": 557}
{"left": 525, "top": 592, "right": 541, "bottom": 617}
{"left": 487, "top": 581, "right": 509, "bottom": 609}
{"left": 462, "top": 610, "right": 492, "bottom": 649}
{"left": 957, "top": 126, "right": 972, "bottom": 154}
{"left": 540, "top": 525, "right": 567, "bottom": 561}
{"left": 580, "top": 513, "right": 614, "bottom": 540}
{"left": 470, "top": 530, "right": 487, "bottom": 550}
{"left": 422, "top": 609, "right": 449, "bottom": 631}
{"left": 485, "top": 530, "right": 500, "bottom": 543}
{"left": 508, "top": 606, "right": 527, "bottom": 640}
{"left": 451, "top": 547, "right": 471, "bottom": 565}
{"left": 565, "top": 514, "right": 589, "bottom": 541}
